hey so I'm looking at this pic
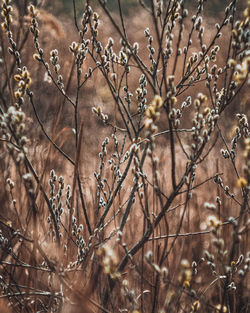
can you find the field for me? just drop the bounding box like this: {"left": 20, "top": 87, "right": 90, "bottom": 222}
{"left": 0, "top": 0, "right": 249, "bottom": 312}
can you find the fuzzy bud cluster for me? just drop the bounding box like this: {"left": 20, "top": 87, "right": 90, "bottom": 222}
{"left": 236, "top": 113, "right": 249, "bottom": 139}
{"left": 94, "top": 137, "right": 110, "bottom": 207}
{"left": 229, "top": 8, "right": 250, "bottom": 84}
{"left": 190, "top": 93, "right": 220, "bottom": 160}
{"left": 69, "top": 40, "right": 89, "bottom": 74}
{"left": 145, "top": 250, "right": 169, "bottom": 283}
{"left": 164, "top": 23, "right": 174, "bottom": 60}
{"left": 47, "top": 170, "right": 65, "bottom": 241}
{"left": 92, "top": 106, "right": 108, "bottom": 124}
{"left": 97, "top": 244, "right": 120, "bottom": 279}
{"left": 178, "top": 259, "right": 192, "bottom": 288}
{"left": 28, "top": 5, "right": 40, "bottom": 37}
{"left": 144, "top": 95, "right": 163, "bottom": 135}
{"left": 71, "top": 216, "right": 86, "bottom": 262}
{"left": 0, "top": 104, "right": 27, "bottom": 160}
{"left": 0, "top": 229, "right": 10, "bottom": 252}
{"left": 166, "top": 75, "right": 177, "bottom": 108}
{"left": 136, "top": 74, "right": 147, "bottom": 113}
{"left": 1, "top": 0, "right": 13, "bottom": 32}
{"left": 234, "top": 56, "right": 250, "bottom": 85}
{"left": 131, "top": 142, "right": 141, "bottom": 184}
{"left": 14, "top": 67, "right": 32, "bottom": 101}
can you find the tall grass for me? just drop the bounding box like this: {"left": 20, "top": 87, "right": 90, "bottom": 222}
{"left": 0, "top": 0, "right": 249, "bottom": 312}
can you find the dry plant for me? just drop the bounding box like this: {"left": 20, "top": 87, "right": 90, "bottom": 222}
{"left": 0, "top": 0, "right": 249, "bottom": 312}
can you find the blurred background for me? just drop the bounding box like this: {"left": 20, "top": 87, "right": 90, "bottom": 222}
{"left": 13, "top": 0, "right": 246, "bottom": 17}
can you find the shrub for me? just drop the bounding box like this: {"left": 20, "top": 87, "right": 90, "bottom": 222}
{"left": 0, "top": 0, "right": 249, "bottom": 312}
